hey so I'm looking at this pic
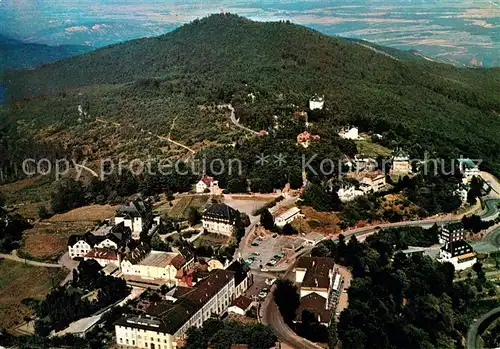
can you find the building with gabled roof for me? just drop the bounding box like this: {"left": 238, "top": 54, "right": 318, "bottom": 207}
{"left": 438, "top": 240, "right": 476, "bottom": 271}
{"left": 121, "top": 249, "right": 193, "bottom": 286}
{"left": 115, "top": 198, "right": 153, "bottom": 240}
{"left": 115, "top": 269, "right": 239, "bottom": 349}
{"left": 201, "top": 203, "right": 238, "bottom": 236}
{"left": 196, "top": 175, "right": 219, "bottom": 193}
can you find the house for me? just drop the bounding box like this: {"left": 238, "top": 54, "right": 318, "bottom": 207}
{"left": 201, "top": 203, "right": 238, "bottom": 236}
{"left": 309, "top": 95, "right": 324, "bottom": 110}
{"left": 337, "top": 184, "right": 364, "bottom": 202}
{"left": 338, "top": 126, "right": 359, "bottom": 140}
{"left": 115, "top": 199, "right": 153, "bottom": 240}
{"left": 275, "top": 207, "right": 302, "bottom": 227}
{"left": 68, "top": 232, "right": 103, "bottom": 259}
{"left": 439, "top": 223, "right": 468, "bottom": 244}
{"left": 294, "top": 257, "right": 336, "bottom": 300}
{"left": 455, "top": 184, "right": 469, "bottom": 204}
{"left": 458, "top": 158, "right": 480, "bottom": 183}
{"left": 115, "top": 269, "right": 239, "bottom": 349}
{"left": 296, "top": 131, "right": 320, "bottom": 148}
{"left": 438, "top": 240, "right": 477, "bottom": 271}
{"left": 360, "top": 171, "right": 386, "bottom": 193}
{"left": 391, "top": 151, "right": 411, "bottom": 175}
{"left": 295, "top": 292, "right": 330, "bottom": 326}
{"left": 226, "top": 260, "right": 252, "bottom": 299}
{"left": 352, "top": 155, "right": 377, "bottom": 172}
{"left": 293, "top": 257, "right": 338, "bottom": 326}
{"left": 68, "top": 223, "right": 131, "bottom": 262}
{"left": 121, "top": 250, "right": 193, "bottom": 286}
{"left": 228, "top": 296, "right": 253, "bottom": 316}
{"left": 195, "top": 175, "right": 219, "bottom": 194}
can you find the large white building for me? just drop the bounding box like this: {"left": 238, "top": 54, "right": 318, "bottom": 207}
{"left": 275, "top": 207, "right": 302, "bottom": 227}
{"left": 201, "top": 203, "right": 238, "bottom": 236}
{"left": 458, "top": 158, "right": 480, "bottom": 184}
{"left": 121, "top": 249, "right": 192, "bottom": 286}
{"left": 438, "top": 240, "right": 477, "bottom": 271}
{"left": 115, "top": 269, "right": 239, "bottom": 349}
{"left": 391, "top": 151, "right": 411, "bottom": 175}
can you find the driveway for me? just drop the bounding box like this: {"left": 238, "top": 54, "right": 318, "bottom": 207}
{"left": 0, "top": 251, "right": 62, "bottom": 268}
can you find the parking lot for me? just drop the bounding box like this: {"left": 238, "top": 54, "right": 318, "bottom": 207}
{"left": 241, "top": 231, "right": 302, "bottom": 271}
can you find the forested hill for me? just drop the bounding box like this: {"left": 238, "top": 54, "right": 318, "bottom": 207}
{"left": 0, "top": 36, "right": 93, "bottom": 70}
{"left": 3, "top": 13, "right": 500, "bottom": 175}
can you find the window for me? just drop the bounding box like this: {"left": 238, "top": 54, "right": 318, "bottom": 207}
{"left": 126, "top": 339, "right": 129, "bottom": 344}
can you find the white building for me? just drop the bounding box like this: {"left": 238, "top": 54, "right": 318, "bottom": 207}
{"left": 360, "top": 171, "right": 386, "bottom": 193}
{"left": 226, "top": 260, "right": 252, "bottom": 299}
{"left": 458, "top": 158, "right": 480, "bottom": 183}
{"left": 338, "top": 126, "right": 359, "bottom": 140}
{"left": 121, "top": 250, "right": 191, "bottom": 286}
{"left": 67, "top": 223, "right": 131, "bottom": 261}
{"left": 201, "top": 203, "right": 238, "bottom": 236}
{"left": 337, "top": 184, "right": 364, "bottom": 202}
{"left": 228, "top": 296, "right": 253, "bottom": 316}
{"left": 115, "top": 269, "right": 239, "bottom": 349}
{"left": 309, "top": 95, "right": 325, "bottom": 110}
{"left": 439, "top": 223, "right": 468, "bottom": 244}
{"left": 115, "top": 199, "right": 153, "bottom": 240}
{"left": 391, "top": 151, "right": 411, "bottom": 175}
{"left": 195, "top": 175, "right": 219, "bottom": 194}
{"left": 275, "top": 207, "right": 302, "bottom": 227}
{"left": 438, "top": 240, "right": 477, "bottom": 271}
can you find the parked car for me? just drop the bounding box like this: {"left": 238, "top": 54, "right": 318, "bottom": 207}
{"left": 259, "top": 291, "right": 268, "bottom": 299}
{"left": 251, "top": 242, "right": 259, "bottom": 247}
{"left": 265, "top": 278, "right": 276, "bottom": 285}
{"left": 251, "top": 252, "right": 261, "bottom": 256}
{"left": 278, "top": 252, "right": 285, "bottom": 258}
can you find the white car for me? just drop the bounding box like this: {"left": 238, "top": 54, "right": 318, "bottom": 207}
{"left": 265, "top": 278, "right": 276, "bottom": 286}
{"left": 259, "top": 291, "right": 268, "bottom": 299}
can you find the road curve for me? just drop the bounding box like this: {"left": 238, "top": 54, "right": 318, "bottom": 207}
{"left": 0, "top": 252, "right": 62, "bottom": 268}
{"left": 261, "top": 288, "right": 323, "bottom": 349}
{"left": 467, "top": 306, "right": 500, "bottom": 349}
{"left": 219, "top": 104, "right": 259, "bottom": 135}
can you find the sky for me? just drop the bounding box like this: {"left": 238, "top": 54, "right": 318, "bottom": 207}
{"left": 1, "top": 0, "right": 499, "bottom": 66}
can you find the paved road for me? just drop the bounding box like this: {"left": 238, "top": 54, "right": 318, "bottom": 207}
{"left": 0, "top": 251, "right": 62, "bottom": 268}
{"left": 467, "top": 306, "right": 500, "bottom": 349}
{"left": 219, "top": 103, "right": 259, "bottom": 136}
{"left": 261, "top": 287, "right": 323, "bottom": 349}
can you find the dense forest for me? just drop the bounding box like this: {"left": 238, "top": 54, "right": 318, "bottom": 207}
{"left": 2, "top": 13, "right": 500, "bottom": 182}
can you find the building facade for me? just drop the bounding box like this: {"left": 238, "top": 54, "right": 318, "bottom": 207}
{"left": 201, "top": 203, "right": 238, "bottom": 236}
{"left": 275, "top": 207, "right": 301, "bottom": 227}
{"left": 115, "top": 269, "right": 238, "bottom": 349}
{"left": 438, "top": 240, "right": 477, "bottom": 271}
{"left": 439, "top": 223, "right": 468, "bottom": 244}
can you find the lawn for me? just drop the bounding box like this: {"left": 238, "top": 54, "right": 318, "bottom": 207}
{"left": 355, "top": 138, "right": 392, "bottom": 157}
{"left": 18, "top": 204, "right": 115, "bottom": 262}
{"left": 167, "top": 195, "right": 210, "bottom": 219}
{"left": 0, "top": 259, "right": 65, "bottom": 330}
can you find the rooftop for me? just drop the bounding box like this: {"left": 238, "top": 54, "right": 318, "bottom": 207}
{"left": 137, "top": 251, "right": 185, "bottom": 268}
{"left": 202, "top": 203, "right": 238, "bottom": 222}
{"left": 231, "top": 295, "right": 253, "bottom": 310}
{"left": 85, "top": 248, "right": 118, "bottom": 260}
{"left": 296, "top": 292, "right": 330, "bottom": 324}
{"left": 276, "top": 207, "right": 301, "bottom": 221}
{"left": 295, "top": 257, "right": 335, "bottom": 290}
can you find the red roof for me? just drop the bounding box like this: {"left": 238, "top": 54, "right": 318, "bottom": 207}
{"left": 231, "top": 296, "right": 253, "bottom": 310}
{"left": 171, "top": 254, "right": 187, "bottom": 269}
{"left": 84, "top": 248, "right": 118, "bottom": 261}
{"left": 200, "top": 175, "right": 215, "bottom": 186}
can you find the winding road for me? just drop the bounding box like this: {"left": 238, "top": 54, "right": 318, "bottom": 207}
{"left": 467, "top": 306, "right": 500, "bottom": 349}
{"left": 0, "top": 251, "right": 62, "bottom": 268}
{"left": 219, "top": 104, "right": 259, "bottom": 136}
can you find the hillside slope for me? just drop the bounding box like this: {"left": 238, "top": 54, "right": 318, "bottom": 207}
{"left": 0, "top": 36, "right": 93, "bottom": 70}
{"left": 3, "top": 14, "right": 500, "bottom": 174}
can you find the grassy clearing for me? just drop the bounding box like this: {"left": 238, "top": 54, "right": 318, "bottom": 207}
{"left": 0, "top": 176, "right": 54, "bottom": 206}
{"left": 0, "top": 259, "right": 65, "bottom": 330}
{"left": 355, "top": 138, "right": 392, "bottom": 157}
{"left": 167, "top": 195, "right": 209, "bottom": 219}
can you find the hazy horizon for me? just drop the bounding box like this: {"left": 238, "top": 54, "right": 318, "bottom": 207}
{"left": 1, "top": 0, "right": 499, "bottom": 67}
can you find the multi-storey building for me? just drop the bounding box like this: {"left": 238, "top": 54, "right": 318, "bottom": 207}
{"left": 438, "top": 240, "right": 477, "bottom": 271}
{"left": 439, "top": 223, "right": 468, "bottom": 244}
{"left": 201, "top": 203, "right": 238, "bottom": 236}
{"left": 115, "top": 269, "right": 238, "bottom": 349}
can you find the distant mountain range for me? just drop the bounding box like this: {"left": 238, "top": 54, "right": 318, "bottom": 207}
{"left": 0, "top": 35, "right": 94, "bottom": 70}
